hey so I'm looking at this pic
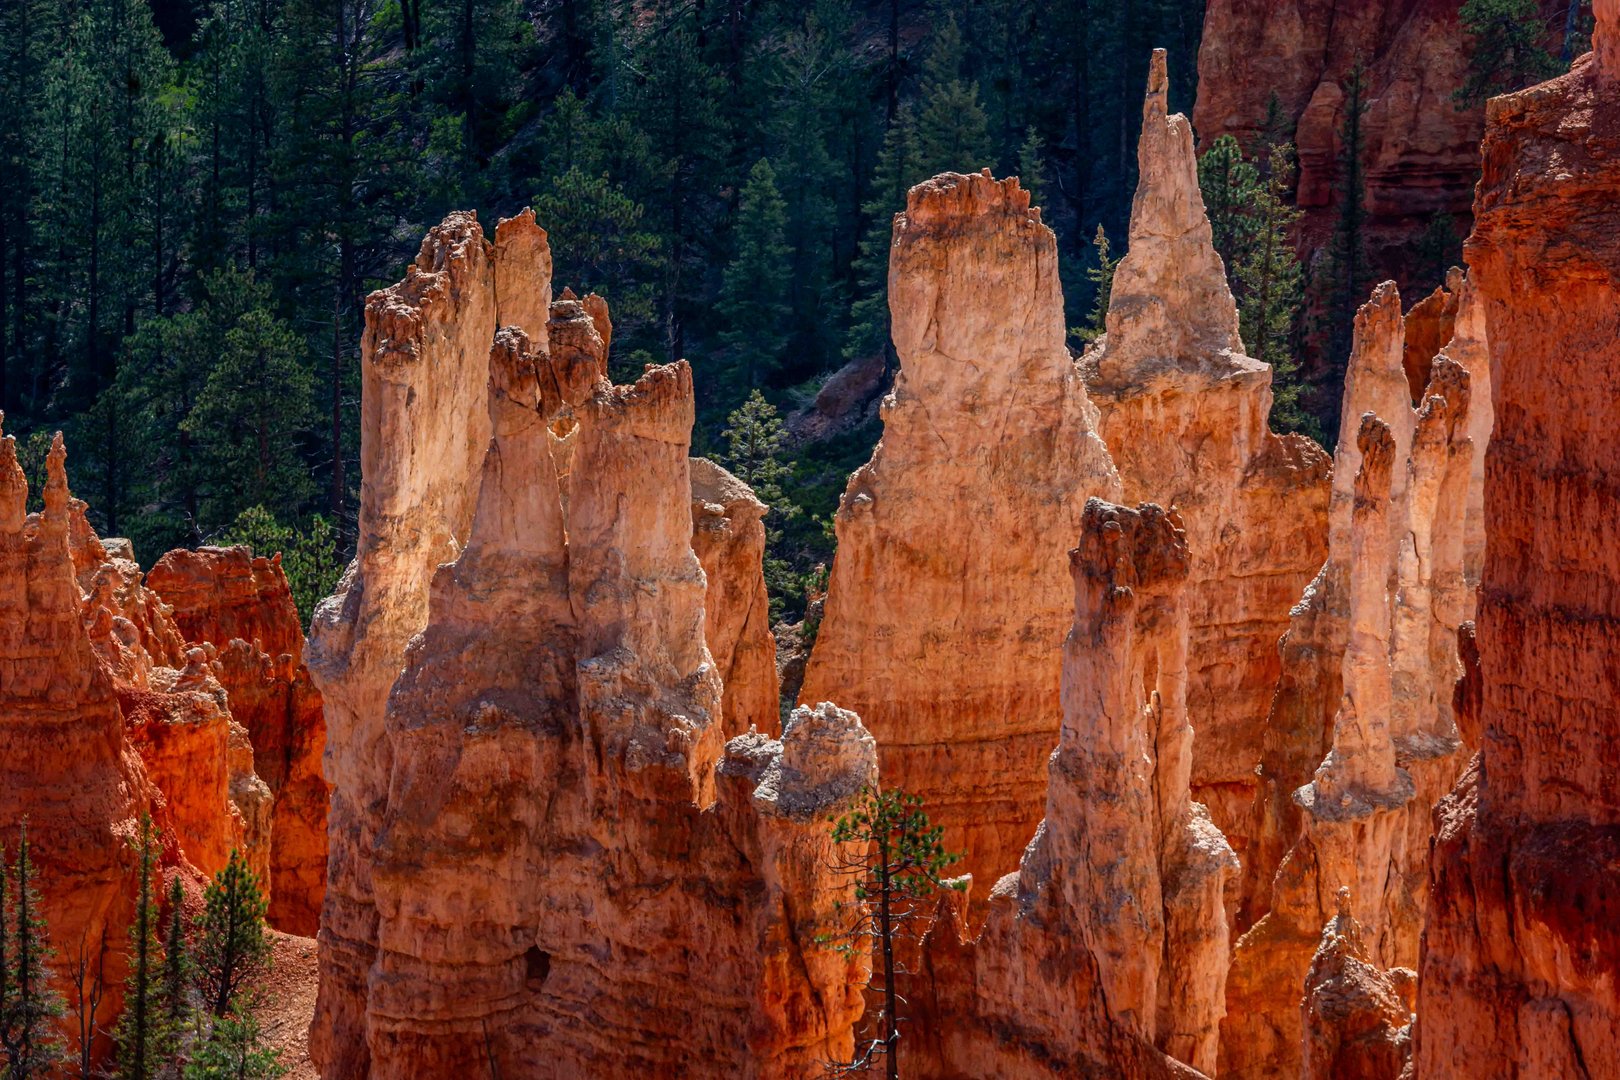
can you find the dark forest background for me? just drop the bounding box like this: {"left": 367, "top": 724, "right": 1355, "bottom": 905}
{"left": 0, "top": 0, "right": 1579, "bottom": 622}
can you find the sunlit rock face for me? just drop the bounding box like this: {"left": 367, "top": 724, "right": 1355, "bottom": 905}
{"left": 1084, "top": 48, "right": 1331, "bottom": 852}
{"left": 309, "top": 212, "right": 874, "bottom": 1079}
{"left": 801, "top": 170, "right": 1121, "bottom": 890}
{"left": 1418, "top": 22, "right": 1620, "bottom": 1078}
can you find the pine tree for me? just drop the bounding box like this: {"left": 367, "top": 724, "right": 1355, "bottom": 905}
{"left": 0, "top": 827, "right": 68, "bottom": 1080}
{"left": 914, "top": 16, "right": 991, "bottom": 177}
{"left": 218, "top": 507, "right": 343, "bottom": 629}
{"left": 1016, "top": 127, "right": 1049, "bottom": 208}
{"left": 1197, "top": 134, "right": 1261, "bottom": 274}
{"left": 1237, "top": 145, "right": 1312, "bottom": 438}
{"left": 719, "top": 160, "right": 793, "bottom": 389}
{"left": 1078, "top": 225, "right": 1118, "bottom": 344}
{"left": 157, "top": 876, "right": 194, "bottom": 1069}
{"left": 1455, "top": 0, "right": 1562, "bottom": 108}
{"left": 196, "top": 851, "right": 269, "bottom": 1019}
{"left": 182, "top": 1009, "right": 285, "bottom": 1080}
{"left": 115, "top": 815, "right": 164, "bottom": 1080}
{"left": 1413, "top": 213, "right": 1463, "bottom": 291}
{"left": 848, "top": 107, "right": 920, "bottom": 364}
{"left": 819, "top": 787, "right": 963, "bottom": 1080}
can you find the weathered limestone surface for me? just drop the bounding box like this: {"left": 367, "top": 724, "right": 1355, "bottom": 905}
{"left": 1223, "top": 285, "right": 1475, "bottom": 1078}
{"left": 1418, "top": 23, "right": 1620, "bottom": 1077}
{"left": 148, "top": 546, "right": 329, "bottom": 935}
{"left": 1301, "top": 888, "right": 1414, "bottom": 1080}
{"left": 909, "top": 500, "right": 1230, "bottom": 1079}
{"left": 313, "top": 215, "right": 872, "bottom": 1079}
{"left": 690, "top": 457, "right": 780, "bottom": 738}
{"left": 1084, "top": 49, "right": 1331, "bottom": 848}
{"left": 801, "top": 170, "right": 1121, "bottom": 889}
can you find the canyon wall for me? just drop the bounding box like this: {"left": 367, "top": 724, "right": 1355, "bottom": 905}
{"left": 1418, "top": 17, "right": 1620, "bottom": 1076}
{"left": 1194, "top": 0, "right": 1559, "bottom": 286}
{"left": 1223, "top": 279, "right": 1478, "bottom": 1079}
{"left": 910, "top": 499, "right": 1227, "bottom": 1079}
{"left": 311, "top": 212, "right": 873, "bottom": 1078}
{"left": 800, "top": 171, "right": 1121, "bottom": 889}
{"left": 1084, "top": 49, "right": 1331, "bottom": 848}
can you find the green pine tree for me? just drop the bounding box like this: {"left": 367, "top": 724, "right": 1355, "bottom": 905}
{"left": 719, "top": 159, "right": 793, "bottom": 389}
{"left": 182, "top": 1007, "right": 285, "bottom": 1080}
{"left": 1237, "top": 145, "right": 1313, "bottom": 438}
{"left": 157, "top": 876, "right": 194, "bottom": 1069}
{"left": 914, "top": 16, "right": 991, "bottom": 177}
{"left": 847, "top": 106, "right": 921, "bottom": 364}
{"left": 196, "top": 851, "right": 269, "bottom": 1019}
{"left": 115, "top": 815, "right": 163, "bottom": 1080}
{"left": 1197, "top": 134, "right": 1261, "bottom": 274}
{"left": 1017, "top": 127, "right": 1049, "bottom": 208}
{"left": 721, "top": 390, "right": 803, "bottom": 619}
{"left": 218, "top": 507, "right": 344, "bottom": 630}
{"left": 1078, "top": 225, "right": 1118, "bottom": 344}
{"left": 0, "top": 826, "right": 68, "bottom": 1080}
{"left": 1455, "top": 0, "right": 1563, "bottom": 108}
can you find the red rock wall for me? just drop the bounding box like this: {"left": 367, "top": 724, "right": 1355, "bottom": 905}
{"left": 1418, "top": 25, "right": 1620, "bottom": 1077}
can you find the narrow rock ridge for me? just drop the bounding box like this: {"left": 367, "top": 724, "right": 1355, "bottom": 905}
{"left": 909, "top": 499, "right": 1230, "bottom": 1079}
{"left": 313, "top": 214, "right": 874, "bottom": 1078}
{"left": 1223, "top": 279, "right": 1477, "bottom": 1080}
{"left": 1419, "top": 23, "right": 1620, "bottom": 1076}
{"left": 1084, "top": 48, "right": 1332, "bottom": 850}
{"left": 801, "top": 170, "right": 1121, "bottom": 890}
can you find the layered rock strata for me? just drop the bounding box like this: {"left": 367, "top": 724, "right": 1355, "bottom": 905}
{"left": 147, "top": 547, "right": 329, "bottom": 935}
{"left": 1223, "top": 282, "right": 1477, "bottom": 1076}
{"left": 911, "top": 499, "right": 1232, "bottom": 1079}
{"left": 1418, "top": 22, "right": 1620, "bottom": 1077}
{"left": 312, "top": 213, "right": 873, "bottom": 1078}
{"left": 0, "top": 423, "right": 146, "bottom": 1035}
{"left": 1084, "top": 49, "right": 1331, "bottom": 848}
{"left": 800, "top": 170, "right": 1121, "bottom": 888}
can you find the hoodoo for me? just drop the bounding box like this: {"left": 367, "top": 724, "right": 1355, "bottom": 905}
{"left": 1419, "top": 7, "right": 1620, "bottom": 1074}
{"left": 800, "top": 170, "right": 1121, "bottom": 890}
{"left": 1084, "top": 48, "right": 1332, "bottom": 847}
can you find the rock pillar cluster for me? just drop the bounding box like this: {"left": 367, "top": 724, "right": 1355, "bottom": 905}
{"left": 1223, "top": 277, "right": 1481, "bottom": 1079}
{"left": 911, "top": 499, "right": 1232, "bottom": 1079}
{"left": 309, "top": 211, "right": 875, "bottom": 1079}
{"left": 1084, "top": 48, "right": 1331, "bottom": 847}
{"left": 1418, "top": 23, "right": 1620, "bottom": 1078}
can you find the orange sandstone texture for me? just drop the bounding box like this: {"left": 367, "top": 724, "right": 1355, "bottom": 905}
{"left": 147, "top": 546, "right": 329, "bottom": 935}
{"left": 1083, "top": 49, "right": 1331, "bottom": 848}
{"left": 1418, "top": 22, "right": 1620, "bottom": 1078}
{"left": 910, "top": 500, "right": 1226, "bottom": 1079}
{"left": 1224, "top": 281, "right": 1478, "bottom": 1080}
{"left": 311, "top": 213, "right": 872, "bottom": 1078}
{"left": 800, "top": 170, "right": 1121, "bottom": 890}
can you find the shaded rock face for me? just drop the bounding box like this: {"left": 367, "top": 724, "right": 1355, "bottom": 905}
{"left": 311, "top": 214, "right": 872, "bottom": 1079}
{"left": 1084, "top": 49, "right": 1332, "bottom": 849}
{"left": 1194, "top": 0, "right": 1547, "bottom": 286}
{"left": 801, "top": 170, "right": 1121, "bottom": 890}
{"left": 146, "top": 547, "right": 329, "bottom": 935}
{"left": 1223, "top": 280, "right": 1478, "bottom": 1080}
{"left": 909, "top": 500, "right": 1230, "bottom": 1080}
{"left": 1418, "top": 29, "right": 1620, "bottom": 1078}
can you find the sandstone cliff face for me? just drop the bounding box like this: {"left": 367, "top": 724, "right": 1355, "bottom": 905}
{"left": 1084, "top": 49, "right": 1332, "bottom": 848}
{"left": 1418, "top": 23, "right": 1620, "bottom": 1077}
{"left": 1194, "top": 0, "right": 1536, "bottom": 285}
{"left": 313, "top": 214, "right": 873, "bottom": 1078}
{"left": 1301, "top": 888, "right": 1414, "bottom": 1080}
{"left": 0, "top": 423, "right": 146, "bottom": 1036}
{"left": 147, "top": 547, "right": 329, "bottom": 935}
{"left": 800, "top": 170, "right": 1121, "bottom": 889}
{"left": 910, "top": 499, "right": 1227, "bottom": 1079}
{"left": 1223, "top": 280, "right": 1477, "bottom": 1079}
